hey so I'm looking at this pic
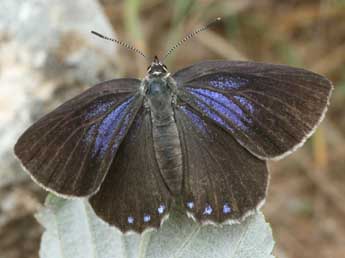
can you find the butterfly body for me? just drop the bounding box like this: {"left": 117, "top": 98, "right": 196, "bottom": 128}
{"left": 15, "top": 56, "right": 333, "bottom": 233}
{"left": 140, "top": 56, "right": 183, "bottom": 195}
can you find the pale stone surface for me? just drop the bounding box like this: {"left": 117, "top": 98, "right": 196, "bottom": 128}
{"left": 0, "top": 0, "right": 118, "bottom": 186}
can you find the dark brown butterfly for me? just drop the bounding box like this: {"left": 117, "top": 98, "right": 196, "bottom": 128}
{"left": 14, "top": 19, "right": 333, "bottom": 233}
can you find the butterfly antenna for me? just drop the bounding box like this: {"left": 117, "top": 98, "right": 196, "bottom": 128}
{"left": 162, "top": 17, "right": 221, "bottom": 62}
{"left": 91, "top": 31, "right": 149, "bottom": 61}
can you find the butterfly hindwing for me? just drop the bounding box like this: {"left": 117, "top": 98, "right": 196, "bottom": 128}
{"left": 174, "top": 60, "right": 333, "bottom": 159}
{"left": 14, "top": 79, "right": 143, "bottom": 197}
{"left": 174, "top": 105, "right": 268, "bottom": 223}
{"left": 90, "top": 107, "right": 172, "bottom": 233}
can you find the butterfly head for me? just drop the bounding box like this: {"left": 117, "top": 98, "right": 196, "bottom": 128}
{"left": 141, "top": 56, "right": 177, "bottom": 119}
{"left": 147, "top": 56, "right": 169, "bottom": 77}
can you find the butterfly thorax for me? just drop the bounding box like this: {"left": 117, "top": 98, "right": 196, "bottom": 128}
{"left": 143, "top": 77, "right": 175, "bottom": 122}
{"left": 140, "top": 58, "right": 183, "bottom": 195}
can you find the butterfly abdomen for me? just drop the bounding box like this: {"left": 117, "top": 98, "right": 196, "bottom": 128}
{"left": 152, "top": 116, "right": 183, "bottom": 195}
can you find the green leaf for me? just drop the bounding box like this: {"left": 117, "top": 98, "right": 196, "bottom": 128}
{"left": 36, "top": 194, "right": 275, "bottom": 258}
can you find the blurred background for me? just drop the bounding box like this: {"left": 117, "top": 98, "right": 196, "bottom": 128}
{"left": 0, "top": 0, "right": 345, "bottom": 257}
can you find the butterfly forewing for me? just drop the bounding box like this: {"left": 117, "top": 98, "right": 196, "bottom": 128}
{"left": 174, "top": 105, "right": 268, "bottom": 223}
{"left": 14, "top": 79, "right": 143, "bottom": 197}
{"left": 90, "top": 107, "right": 172, "bottom": 233}
{"left": 174, "top": 60, "right": 333, "bottom": 159}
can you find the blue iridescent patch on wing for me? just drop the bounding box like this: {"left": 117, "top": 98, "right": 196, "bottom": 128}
{"left": 84, "top": 124, "right": 97, "bottom": 144}
{"left": 179, "top": 106, "right": 208, "bottom": 134}
{"left": 157, "top": 204, "right": 166, "bottom": 214}
{"left": 109, "top": 112, "right": 132, "bottom": 156}
{"left": 85, "top": 99, "right": 117, "bottom": 120}
{"left": 193, "top": 99, "right": 233, "bottom": 133}
{"left": 128, "top": 216, "right": 134, "bottom": 224}
{"left": 143, "top": 214, "right": 151, "bottom": 222}
{"left": 187, "top": 88, "right": 253, "bottom": 131}
{"left": 93, "top": 96, "right": 135, "bottom": 157}
{"left": 186, "top": 201, "right": 194, "bottom": 209}
{"left": 203, "top": 204, "right": 213, "bottom": 215}
{"left": 207, "top": 74, "right": 249, "bottom": 90}
{"left": 223, "top": 203, "right": 232, "bottom": 214}
{"left": 234, "top": 96, "right": 254, "bottom": 113}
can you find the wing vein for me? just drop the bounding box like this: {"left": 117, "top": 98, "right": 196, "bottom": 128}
{"left": 237, "top": 91, "right": 311, "bottom": 135}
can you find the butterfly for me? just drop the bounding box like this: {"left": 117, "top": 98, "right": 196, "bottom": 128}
{"left": 14, "top": 19, "right": 333, "bottom": 233}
